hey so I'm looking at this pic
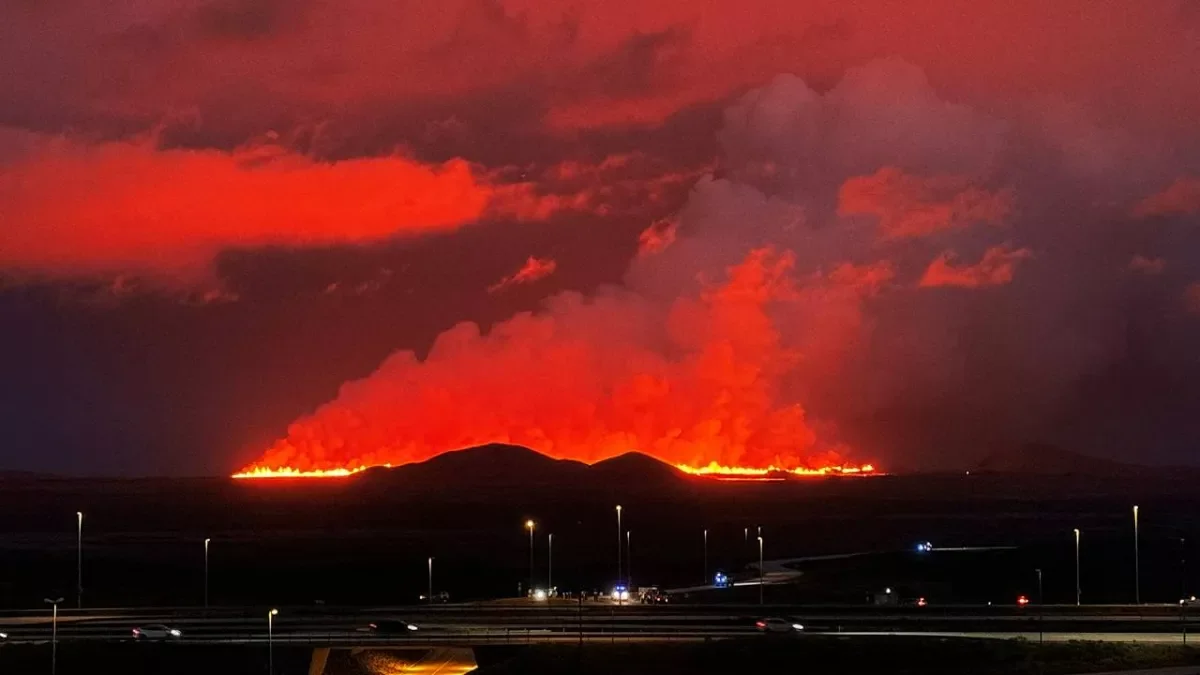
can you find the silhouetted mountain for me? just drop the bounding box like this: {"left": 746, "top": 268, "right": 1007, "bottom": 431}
{"left": 975, "top": 443, "right": 1153, "bottom": 477}
{"left": 353, "top": 444, "right": 692, "bottom": 491}
{"left": 588, "top": 451, "right": 687, "bottom": 484}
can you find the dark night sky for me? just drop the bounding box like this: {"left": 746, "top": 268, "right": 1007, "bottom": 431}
{"left": 2, "top": 0, "right": 1200, "bottom": 476}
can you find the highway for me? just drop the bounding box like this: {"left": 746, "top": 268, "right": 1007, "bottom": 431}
{"left": 1, "top": 604, "right": 1197, "bottom": 646}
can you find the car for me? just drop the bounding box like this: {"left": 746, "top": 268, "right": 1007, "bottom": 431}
{"left": 132, "top": 624, "right": 182, "bottom": 640}
{"left": 368, "top": 619, "right": 419, "bottom": 633}
{"left": 755, "top": 617, "right": 803, "bottom": 633}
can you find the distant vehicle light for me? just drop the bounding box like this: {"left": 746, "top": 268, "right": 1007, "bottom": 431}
{"left": 169, "top": 629, "right": 182, "bottom": 637}
{"left": 1017, "top": 595, "right": 1030, "bottom": 606}
{"left": 0, "top": 632, "right": 7, "bottom": 639}
{"left": 791, "top": 623, "right": 804, "bottom": 631}
{"left": 714, "top": 572, "right": 730, "bottom": 588}
{"left": 915, "top": 541, "right": 933, "bottom": 553}
{"left": 884, "top": 588, "right": 892, "bottom": 595}
{"left": 368, "top": 623, "right": 377, "bottom": 629}
{"left": 917, "top": 597, "right": 927, "bottom": 607}
{"left": 755, "top": 621, "right": 766, "bottom": 628}
{"left": 533, "top": 588, "right": 547, "bottom": 601}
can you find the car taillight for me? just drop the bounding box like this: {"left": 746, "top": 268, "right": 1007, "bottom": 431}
{"left": 755, "top": 621, "right": 765, "bottom": 627}
{"left": 368, "top": 623, "right": 376, "bottom": 629}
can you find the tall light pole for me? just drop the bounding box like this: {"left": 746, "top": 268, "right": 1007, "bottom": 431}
{"left": 1080, "top": 526, "right": 1089, "bottom": 605}
{"left": 428, "top": 557, "right": 433, "bottom": 604}
{"left": 626, "top": 531, "right": 632, "bottom": 590}
{"left": 548, "top": 534, "right": 553, "bottom": 594}
{"left": 525, "top": 520, "right": 536, "bottom": 596}
{"left": 1134, "top": 505, "right": 1141, "bottom": 604}
{"left": 703, "top": 529, "right": 708, "bottom": 584}
{"left": 267, "top": 608, "right": 279, "bottom": 675}
{"left": 44, "top": 597, "right": 63, "bottom": 675}
{"left": 757, "top": 536, "right": 764, "bottom": 605}
{"left": 615, "top": 505, "right": 623, "bottom": 596}
{"left": 204, "top": 538, "right": 211, "bottom": 608}
{"left": 1036, "top": 568, "right": 1044, "bottom": 644}
{"left": 76, "top": 511, "right": 83, "bottom": 609}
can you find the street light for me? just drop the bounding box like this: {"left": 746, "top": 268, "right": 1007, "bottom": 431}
{"left": 204, "top": 538, "right": 211, "bottom": 608}
{"left": 76, "top": 511, "right": 83, "bottom": 609}
{"left": 525, "top": 520, "right": 536, "bottom": 597}
{"left": 428, "top": 557, "right": 434, "bottom": 605}
{"left": 1080, "top": 526, "right": 1089, "bottom": 605}
{"left": 44, "top": 597, "right": 63, "bottom": 675}
{"left": 757, "top": 536, "right": 764, "bottom": 605}
{"left": 268, "top": 608, "right": 279, "bottom": 675}
{"left": 1134, "top": 505, "right": 1141, "bottom": 604}
{"left": 626, "top": 531, "right": 632, "bottom": 589}
{"left": 1036, "top": 568, "right": 1044, "bottom": 644}
{"left": 703, "top": 529, "right": 708, "bottom": 584}
{"left": 615, "top": 505, "right": 623, "bottom": 603}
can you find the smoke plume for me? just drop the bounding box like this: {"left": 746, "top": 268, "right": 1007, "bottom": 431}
{"left": 243, "top": 58, "right": 1200, "bottom": 473}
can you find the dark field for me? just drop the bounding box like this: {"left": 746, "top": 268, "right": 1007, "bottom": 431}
{"left": 3, "top": 639, "right": 1200, "bottom": 675}
{"left": 0, "top": 470, "right": 1197, "bottom": 609}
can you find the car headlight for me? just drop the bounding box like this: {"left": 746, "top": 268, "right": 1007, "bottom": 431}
{"left": 170, "top": 629, "right": 182, "bottom": 636}
{"left": 407, "top": 624, "right": 419, "bottom": 631}
{"left": 792, "top": 624, "right": 804, "bottom": 631}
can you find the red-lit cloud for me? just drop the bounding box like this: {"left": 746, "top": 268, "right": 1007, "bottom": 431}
{"left": 919, "top": 245, "right": 1032, "bottom": 289}
{"left": 0, "top": 135, "right": 493, "bottom": 277}
{"left": 838, "top": 167, "right": 1011, "bottom": 239}
{"left": 488, "top": 256, "right": 558, "bottom": 293}
{"left": 1128, "top": 255, "right": 1166, "bottom": 275}
{"left": 1135, "top": 177, "right": 1200, "bottom": 217}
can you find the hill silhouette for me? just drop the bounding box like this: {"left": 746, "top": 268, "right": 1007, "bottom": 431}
{"left": 589, "top": 451, "right": 688, "bottom": 484}
{"left": 353, "top": 444, "right": 691, "bottom": 491}
{"left": 975, "top": 443, "right": 1161, "bottom": 477}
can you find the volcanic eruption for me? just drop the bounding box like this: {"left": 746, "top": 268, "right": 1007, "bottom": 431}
{"left": 238, "top": 57, "right": 1159, "bottom": 479}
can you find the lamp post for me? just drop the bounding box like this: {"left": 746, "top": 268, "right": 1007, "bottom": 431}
{"left": 548, "top": 534, "right": 553, "bottom": 594}
{"left": 428, "top": 557, "right": 434, "bottom": 605}
{"left": 44, "top": 597, "right": 63, "bottom": 675}
{"left": 703, "top": 529, "right": 708, "bottom": 584}
{"left": 615, "top": 505, "right": 623, "bottom": 602}
{"left": 1080, "top": 526, "right": 1089, "bottom": 605}
{"left": 76, "top": 511, "right": 83, "bottom": 609}
{"left": 626, "top": 531, "right": 632, "bottom": 590}
{"left": 525, "top": 520, "right": 536, "bottom": 597}
{"left": 1134, "top": 505, "right": 1141, "bottom": 604}
{"left": 757, "top": 536, "right": 764, "bottom": 605}
{"left": 1036, "top": 568, "right": 1044, "bottom": 644}
{"left": 204, "top": 538, "right": 211, "bottom": 608}
{"left": 268, "top": 608, "right": 279, "bottom": 675}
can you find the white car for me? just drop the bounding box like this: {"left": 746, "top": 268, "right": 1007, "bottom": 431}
{"left": 132, "top": 624, "right": 182, "bottom": 640}
{"left": 755, "top": 617, "right": 803, "bottom": 633}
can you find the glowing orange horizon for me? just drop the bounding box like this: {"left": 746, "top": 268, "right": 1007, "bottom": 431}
{"left": 232, "top": 459, "right": 879, "bottom": 480}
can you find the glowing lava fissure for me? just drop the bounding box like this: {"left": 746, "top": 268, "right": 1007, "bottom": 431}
{"left": 232, "top": 457, "right": 879, "bottom": 480}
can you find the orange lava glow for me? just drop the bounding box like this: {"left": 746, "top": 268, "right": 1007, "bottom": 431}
{"left": 674, "top": 462, "right": 878, "bottom": 477}
{"left": 232, "top": 460, "right": 879, "bottom": 480}
{"left": 231, "top": 465, "right": 387, "bottom": 479}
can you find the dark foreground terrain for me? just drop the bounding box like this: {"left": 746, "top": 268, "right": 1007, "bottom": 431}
{"left": 3, "top": 638, "right": 1200, "bottom": 675}
{"left": 1, "top": 445, "right": 1198, "bottom": 608}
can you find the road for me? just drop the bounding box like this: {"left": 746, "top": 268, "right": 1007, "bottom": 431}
{"left": 0, "top": 604, "right": 1197, "bottom": 647}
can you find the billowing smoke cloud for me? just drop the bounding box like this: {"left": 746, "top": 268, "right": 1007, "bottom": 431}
{"left": 487, "top": 256, "right": 558, "bottom": 293}
{"left": 919, "top": 245, "right": 1032, "bottom": 289}
{"left": 0, "top": 134, "right": 524, "bottom": 278}
{"left": 243, "top": 58, "right": 1200, "bottom": 474}
{"left": 1136, "top": 177, "right": 1200, "bottom": 217}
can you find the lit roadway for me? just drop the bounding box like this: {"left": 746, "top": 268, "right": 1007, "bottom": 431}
{"left": 1, "top": 604, "right": 1197, "bottom": 646}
